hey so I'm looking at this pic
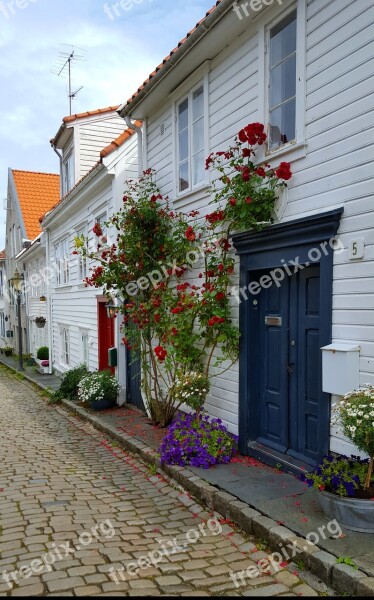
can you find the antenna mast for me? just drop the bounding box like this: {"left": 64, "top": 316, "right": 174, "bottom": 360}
{"left": 52, "top": 45, "right": 87, "bottom": 115}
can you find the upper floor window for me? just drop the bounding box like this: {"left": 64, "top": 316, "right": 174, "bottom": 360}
{"left": 55, "top": 237, "right": 70, "bottom": 286}
{"left": 95, "top": 214, "right": 108, "bottom": 251}
{"left": 268, "top": 9, "right": 297, "bottom": 152}
{"left": 177, "top": 84, "right": 205, "bottom": 193}
{"left": 63, "top": 152, "right": 75, "bottom": 195}
{"left": 76, "top": 227, "right": 88, "bottom": 281}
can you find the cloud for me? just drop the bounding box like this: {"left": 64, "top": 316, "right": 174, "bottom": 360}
{"left": 0, "top": 0, "right": 215, "bottom": 250}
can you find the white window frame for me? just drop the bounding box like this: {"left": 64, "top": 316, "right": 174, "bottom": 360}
{"left": 176, "top": 82, "right": 206, "bottom": 195}
{"left": 63, "top": 150, "right": 75, "bottom": 195}
{"left": 60, "top": 326, "right": 70, "bottom": 367}
{"left": 76, "top": 225, "right": 88, "bottom": 281}
{"left": 257, "top": 0, "right": 306, "bottom": 162}
{"left": 172, "top": 64, "right": 210, "bottom": 198}
{"left": 80, "top": 329, "right": 90, "bottom": 367}
{"left": 54, "top": 237, "right": 70, "bottom": 287}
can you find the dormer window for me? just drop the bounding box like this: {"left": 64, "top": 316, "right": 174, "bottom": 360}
{"left": 63, "top": 151, "right": 74, "bottom": 194}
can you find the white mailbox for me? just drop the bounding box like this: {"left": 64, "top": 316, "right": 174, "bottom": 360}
{"left": 321, "top": 343, "right": 360, "bottom": 396}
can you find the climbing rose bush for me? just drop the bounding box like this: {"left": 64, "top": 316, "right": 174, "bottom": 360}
{"left": 159, "top": 412, "right": 238, "bottom": 469}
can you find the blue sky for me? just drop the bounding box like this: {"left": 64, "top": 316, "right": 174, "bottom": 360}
{"left": 0, "top": 0, "right": 216, "bottom": 249}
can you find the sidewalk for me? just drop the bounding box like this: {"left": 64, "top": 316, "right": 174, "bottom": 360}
{"left": 1, "top": 355, "right": 374, "bottom": 595}
{"left": 0, "top": 354, "right": 61, "bottom": 391}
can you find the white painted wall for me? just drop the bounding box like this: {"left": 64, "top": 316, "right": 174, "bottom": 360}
{"left": 140, "top": 0, "right": 374, "bottom": 456}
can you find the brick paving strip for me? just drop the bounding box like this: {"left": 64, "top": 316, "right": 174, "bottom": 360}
{"left": 0, "top": 365, "right": 368, "bottom": 597}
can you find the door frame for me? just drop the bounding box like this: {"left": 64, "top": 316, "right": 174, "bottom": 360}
{"left": 232, "top": 208, "right": 343, "bottom": 467}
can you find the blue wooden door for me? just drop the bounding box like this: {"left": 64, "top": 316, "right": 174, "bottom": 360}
{"left": 254, "top": 265, "right": 321, "bottom": 465}
{"left": 127, "top": 348, "right": 145, "bottom": 411}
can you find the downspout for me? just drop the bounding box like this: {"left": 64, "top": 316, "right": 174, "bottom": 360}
{"left": 45, "top": 228, "right": 54, "bottom": 375}
{"left": 125, "top": 116, "right": 144, "bottom": 177}
{"left": 51, "top": 143, "right": 64, "bottom": 197}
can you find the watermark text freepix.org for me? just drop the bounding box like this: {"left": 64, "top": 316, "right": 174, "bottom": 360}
{"left": 233, "top": 0, "right": 283, "bottom": 21}
{"left": 1, "top": 520, "right": 115, "bottom": 589}
{"left": 109, "top": 517, "right": 222, "bottom": 584}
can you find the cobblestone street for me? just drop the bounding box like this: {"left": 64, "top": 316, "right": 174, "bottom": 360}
{"left": 0, "top": 367, "right": 332, "bottom": 597}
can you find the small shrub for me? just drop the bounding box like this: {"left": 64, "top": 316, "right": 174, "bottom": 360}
{"left": 78, "top": 371, "right": 120, "bottom": 407}
{"left": 53, "top": 364, "right": 90, "bottom": 401}
{"left": 172, "top": 371, "right": 210, "bottom": 418}
{"left": 36, "top": 346, "right": 49, "bottom": 361}
{"left": 159, "top": 411, "right": 238, "bottom": 469}
{"left": 302, "top": 455, "right": 369, "bottom": 497}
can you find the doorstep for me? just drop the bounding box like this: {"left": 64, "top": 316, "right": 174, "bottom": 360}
{"left": 1, "top": 356, "right": 373, "bottom": 595}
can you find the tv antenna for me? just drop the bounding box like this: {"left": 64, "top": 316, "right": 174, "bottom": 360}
{"left": 52, "top": 45, "right": 87, "bottom": 115}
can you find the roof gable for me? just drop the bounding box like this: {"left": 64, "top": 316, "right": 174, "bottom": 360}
{"left": 11, "top": 170, "right": 60, "bottom": 240}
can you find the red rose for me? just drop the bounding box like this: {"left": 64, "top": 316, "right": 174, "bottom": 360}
{"left": 256, "top": 167, "right": 266, "bottom": 178}
{"left": 242, "top": 147, "right": 252, "bottom": 158}
{"left": 185, "top": 226, "right": 196, "bottom": 242}
{"left": 245, "top": 197, "right": 252, "bottom": 204}
{"left": 242, "top": 167, "right": 251, "bottom": 182}
{"left": 154, "top": 314, "right": 161, "bottom": 323}
{"left": 275, "top": 162, "right": 292, "bottom": 181}
{"left": 229, "top": 198, "right": 237, "bottom": 206}
{"left": 93, "top": 223, "right": 103, "bottom": 237}
{"left": 216, "top": 292, "right": 225, "bottom": 301}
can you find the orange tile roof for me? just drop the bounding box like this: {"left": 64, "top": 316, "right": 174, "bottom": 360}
{"left": 12, "top": 170, "right": 60, "bottom": 240}
{"left": 51, "top": 105, "right": 121, "bottom": 146}
{"left": 122, "top": 1, "right": 223, "bottom": 112}
{"left": 100, "top": 121, "right": 142, "bottom": 158}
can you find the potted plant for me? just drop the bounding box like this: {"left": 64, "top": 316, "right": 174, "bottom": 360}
{"left": 3, "top": 346, "right": 13, "bottom": 357}
{"left": 35, "top": 347, "right": 49, "bottom": 374}
{"left": 35, "top": 316, "right": 46, "bottom": 329}
{"left": 303, "top": 385, "right": 374, "bottom": 533}
{"left": 77, "top": 371, "right": 120, "bottom": 411}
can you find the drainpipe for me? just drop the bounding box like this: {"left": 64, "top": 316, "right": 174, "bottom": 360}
{"left": 51, "top": 143, "right": 63, "bottom": 197}
{"left": 125, "top": 116, "right": 144, "bottom": 177}
{"left": 45, "top": 229, "right": 53, "bottom": 375}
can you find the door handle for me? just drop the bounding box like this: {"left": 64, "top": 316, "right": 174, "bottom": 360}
{"left": 287, "top": 364, "right": 294, "bottom": 375}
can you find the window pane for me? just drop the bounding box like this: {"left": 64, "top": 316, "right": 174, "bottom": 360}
{"left": 178, "top": 99, "right": 189, "bottom": 132}
{"left": 192, "top": 86, "right": 204, "bottom": 121}
{"left": 270, "top": 10, "right": 297, "bottom": 67}
{"left": 179, "top": 161, "right": 189, "bottom": 192}
{"left": 269, "top": 98, "right": 296, "bottom": 150}
{"left": 193, "top": 151, "right": 205, "bottom": 185}
{"left": 179, "top": 129, "right": 189, "bottom": 161}
{"left": 192, "top": 118, "right": 204, "bottom": 154}
{"left": 269, "top": 54, "right": 296, "bottom": 109}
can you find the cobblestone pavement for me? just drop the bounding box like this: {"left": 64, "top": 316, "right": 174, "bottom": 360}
{"left": 0, "top": 367, "right": 335, "bottom": 597}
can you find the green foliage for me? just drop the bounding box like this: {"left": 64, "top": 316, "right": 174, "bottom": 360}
{"left": 303, "top": 455, "right": 369, "bottom": 497}
{"left": 36, "top": 346, "right": 49, "bottom": 361}
{"left": 53, "top": 364, "right": 90, "bottom": 401}
{"left": 172, "top": 371, "right": 210, "bottom": 414}
{"left": 337, "top": 557, "right": 358, "bottom": 569}
{"left": 78, "top": 370, "right": 120, "bottom": 406}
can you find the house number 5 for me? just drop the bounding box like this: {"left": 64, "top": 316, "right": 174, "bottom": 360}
{"left": 348, "top": 239, "right": 365, "bottom": 260}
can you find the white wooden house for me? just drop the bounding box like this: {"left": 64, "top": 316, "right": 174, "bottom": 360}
{"left": 42, "top": 107, "right": 140, "bottom": 405}
{"left": 118, "top": 0, "right": 374, "bottom": 468}
{"left": 0, "top": 251, "right": 6, "bottom": 349}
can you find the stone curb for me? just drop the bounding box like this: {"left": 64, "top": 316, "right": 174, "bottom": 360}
{"left": 1, "top": 359, "right": 372, "bottom": 596}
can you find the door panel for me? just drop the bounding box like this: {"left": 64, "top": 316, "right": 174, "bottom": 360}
{"left": 127, "top": 348, "right": 145, "bottom": 411}
{"left": 251, "top": 264, "right": 322, "bottom": 466}
{"left": 258, "top": 277, "right": 289, "bottom": 453}
{"left": 98, "top": 301, "right": 115, "bottom": 373}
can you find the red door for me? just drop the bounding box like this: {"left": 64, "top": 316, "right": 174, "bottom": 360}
{"left": 98, "top": 300, "right": 115, "bottom": 372}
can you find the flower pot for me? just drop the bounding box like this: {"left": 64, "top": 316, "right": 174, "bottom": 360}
{"left": 36, "top": 322, "right": 46, "bottom": 329}
{"left": 90, "top": 398, "right": 116, "bottom": 411}
{"left": 319, "top": 490, "right": 374, "bottom": 533}
{"left": 4, "top": 350, "right": 13, "bottom": 357}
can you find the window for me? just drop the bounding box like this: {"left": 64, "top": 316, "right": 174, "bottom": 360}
{"left": 268, "top": 10, "right": 297, "bottom": 151}
{"left": 63, "top": 152, "right": 74, "bottom": 194}
{"left": 95, "top": 214, "right": 108, "bottom": 251}
{"left": 0, "top": 313, "right": 5, "bottom": 338}
{"left": 60, "top": 327, "right": 70, "bottom": 366}
{"left": 177, "top": 84, "right": 205, "bottom": 193}
{"left": 55, "top": 238, "right": 70, "bottom": 286}
{"left": 76, "top": 228, "right": 88, "bottom": 281}
{"left": 81, "top": 331, "right": 89, "bottom": 367}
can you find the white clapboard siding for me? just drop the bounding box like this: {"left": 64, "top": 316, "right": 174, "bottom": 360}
{"left": 78, "top": 115, "right": 127, "bottom": 178}
{"left": 142, "top": 0, "right": 374, "bottom": 444}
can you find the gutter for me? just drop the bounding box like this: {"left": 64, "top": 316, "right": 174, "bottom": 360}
{"left": 42, "top": 162, "right": 105, "bottom": 228}
{"left": 118, "top": 0, "right": 233, "bottom": 118}
{"left": 51, "top": 143, "right": 64, "bottom": 198}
